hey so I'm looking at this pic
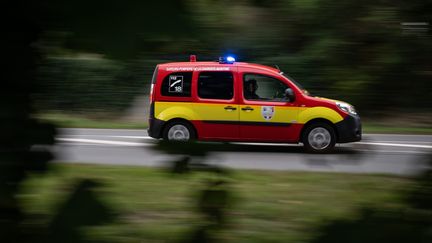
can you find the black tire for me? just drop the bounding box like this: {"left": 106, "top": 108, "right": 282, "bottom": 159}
{"left": 162, "top": 120, "right": 196, "bottom": 141}
{"left": 302, "top": 122, "right": 336, "bottom": 153}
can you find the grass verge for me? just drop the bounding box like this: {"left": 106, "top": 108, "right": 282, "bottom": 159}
{"left": 36, "top": 113, "right": 147, "bottom": 129}
{"left": 20, "top": 164, "right": 412, "bottom": 242}
{"left": 362, "top": 123, "right": 432, "bottom": 134}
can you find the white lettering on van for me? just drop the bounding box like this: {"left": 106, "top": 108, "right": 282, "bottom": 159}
{"left": 194, "top": 67, "right": 231, "bottom": 71}
{"left": 165, "top": 67, "right": 231, "bottom": 72}
{"left": 166, "top": 67, "right": 194, "bottom": 71}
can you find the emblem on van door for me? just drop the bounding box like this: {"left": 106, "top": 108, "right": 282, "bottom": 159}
{"left": 169, "top": 75, "right": 183, "bottom": 93}
{"left": 261, "top": 106, "right": 275, "bottom": 120}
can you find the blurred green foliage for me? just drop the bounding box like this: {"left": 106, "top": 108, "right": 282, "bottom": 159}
{"left": 37, "top": 56, "right": 146, "bottom": 113}
{"left": 311, "top": 155, "right": 432, "bottom": 243}
{"left": 33, "top": 0, "right": 431, "bottom": 115}
{"left": 2, "top": 1, "right": 114, "bottom": 242}
{"left": 19, "top": 164, "right": 413, "bottom": 242}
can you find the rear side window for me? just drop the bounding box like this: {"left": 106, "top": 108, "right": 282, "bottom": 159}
{"left": 161, "top": 72, "right": 192, "bottom": 97}
{"left": 198, "top": 72, "right": 233, "bottom": 100}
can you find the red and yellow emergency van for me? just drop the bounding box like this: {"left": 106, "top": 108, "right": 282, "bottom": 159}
{"left": 148, "top": 56, "right": 361, "bottom": 153}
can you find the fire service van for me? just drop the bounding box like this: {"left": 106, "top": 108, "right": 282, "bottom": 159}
{"left": 148, "top": 55, "right": 361, "bottom": 153}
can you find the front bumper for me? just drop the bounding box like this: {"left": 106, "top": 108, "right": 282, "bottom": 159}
{"left": 335, "top": 114, "right": 362, "bottom": 143}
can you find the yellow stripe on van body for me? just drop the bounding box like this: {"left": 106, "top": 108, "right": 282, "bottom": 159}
{"left": 239, "top": 105, "right": 298, "bottom": 123}
{"left": 155, "top": 102, "right": 237, "bottom": 122}
{"left": 192, "top": 102, "right": 238, "bottom": 121}
{"left": 297, "top": 106, "right": 344, "bottom": 124}
{"left": 155, "top": 101, "right": 344, "bottom": 125}
{"left": 238, "top": 105, "right": 342, "bottom": 124}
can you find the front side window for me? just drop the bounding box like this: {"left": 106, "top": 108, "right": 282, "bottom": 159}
{"left": 161, "top": 72, "right": 192, "bottom": 97}
{"left": 244, "top": 74, "right": 290, "bottom": 102}
{"left": 198, "top": 72, "right": 233, "bottom": 100}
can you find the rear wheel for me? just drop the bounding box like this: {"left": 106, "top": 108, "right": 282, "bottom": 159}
{"left": 302, "top": 122, "right": 336, "bottom": 153}
{"left": 163, "top": 120, "right": 196, "bottom": 141}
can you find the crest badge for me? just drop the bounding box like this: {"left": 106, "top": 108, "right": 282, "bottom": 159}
{"left": 261, "top": 106, "right": 275, "bottom": 120}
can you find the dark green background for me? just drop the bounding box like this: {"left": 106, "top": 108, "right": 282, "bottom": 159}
{"left": 33, "top": 0, "right": 432, "bottom": 116}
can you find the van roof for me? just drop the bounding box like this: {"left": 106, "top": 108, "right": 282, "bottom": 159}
{"left": 158, "top": 61, "right": 281, "bottom": 75}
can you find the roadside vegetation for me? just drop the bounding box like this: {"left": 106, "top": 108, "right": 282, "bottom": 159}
{"left": 21, "top": 164, "right": 412, "bottom": 242}
{"left": 36, "top": 113, "right": 147, "bottom": 129}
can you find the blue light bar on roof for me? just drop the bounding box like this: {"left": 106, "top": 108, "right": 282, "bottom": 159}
{"left": 219, "top": 56, "right": 236, "bottom": 64}
{"left": 226, "top": 56, "right": 235, "bottom": 63}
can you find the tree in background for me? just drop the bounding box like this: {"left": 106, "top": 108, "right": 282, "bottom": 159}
{"left": 1, "top": 0, "right": 56, "bottom": 241}
{"left": 1, "top": 0, "right": 195, "bottom": 242}
{"left": 34, "top": 0, "right": 431, "bottom": 116}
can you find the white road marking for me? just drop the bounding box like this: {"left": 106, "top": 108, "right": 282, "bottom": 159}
{"left": 57, "top": 136, "right": 432, "bottom": 149}
{"left": 362, "top": 141, "right": 432, "bottom": 144}
{"left": 365, "top": 133, "right": 431, "bottom": 136}
{"left": 355, "top": 142, "right": 432, "bottom": 149}
{"left": 68, "top": 135, "right": 431, "bottom": 145}
{"left": 110, "top": 136, "right": 153, "bottom": 139}
{"left": 63, "top": 135, "right": 153, "bottom": 139}
{"left": 58, "top": 143, "right": 123, "bottom": 147}
{"left": 57, "top": 138, "right": 147, "bottom": 147}
{"left": 356, "top": 149, "right": 429, "bottom": 154}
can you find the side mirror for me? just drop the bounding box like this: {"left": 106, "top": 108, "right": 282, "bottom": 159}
{"left": 285, "top": 88, "right": 295, "bottom": 102}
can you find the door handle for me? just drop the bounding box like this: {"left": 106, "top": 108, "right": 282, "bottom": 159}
{"left": 241, "top": 107, "right": 254, "bottom": 111}
{"left": 224, "top": 106, "right": 237, "bottom": 111}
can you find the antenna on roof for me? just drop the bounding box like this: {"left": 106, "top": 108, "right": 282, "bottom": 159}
{"left": 274, "top": 65, "right": 281, "bottom": 71}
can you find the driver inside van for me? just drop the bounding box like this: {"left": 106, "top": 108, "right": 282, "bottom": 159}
{"left": 244, "top": 79, "right": 260, "bottom": 100}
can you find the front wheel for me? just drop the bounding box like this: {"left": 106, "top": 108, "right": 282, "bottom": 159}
{"left": 302, "top": 122, "right": 336, "bottom": 153}
{"left": 162, "top": 121, "right": 196, "bottom": 141}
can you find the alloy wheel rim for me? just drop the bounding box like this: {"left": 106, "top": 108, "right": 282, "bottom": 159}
{"left": 168, "top": 124, "right": 190, "bottom": 141}
{"left": 308, "top": 127, "right": 331, "bottom": 150}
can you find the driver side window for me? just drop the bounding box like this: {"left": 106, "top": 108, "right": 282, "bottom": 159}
{"left": 243, "top": 74, "right": 290, "bottom": 102}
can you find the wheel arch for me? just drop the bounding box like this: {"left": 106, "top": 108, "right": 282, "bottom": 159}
{"left": 156, "top": 104, "right": 199, "bottom": 121}
{"left": 300, "top": 118, "right": 338, "bottom": 143}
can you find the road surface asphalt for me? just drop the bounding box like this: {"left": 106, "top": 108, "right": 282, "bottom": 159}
{"left": 53, "top": 128, "right": 432, "bottom": 176}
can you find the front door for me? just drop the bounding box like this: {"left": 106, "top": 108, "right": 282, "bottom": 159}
{"left": 239, "top": 73, "right": 299, "bottom": 141}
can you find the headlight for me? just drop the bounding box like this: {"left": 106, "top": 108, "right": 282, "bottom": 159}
{"left": 336, "top": 102, "right": 357, "bottom": 115}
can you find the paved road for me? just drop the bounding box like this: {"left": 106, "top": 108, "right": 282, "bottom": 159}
{"left": 54, "top": 128, "right": 432, "bottom": 175}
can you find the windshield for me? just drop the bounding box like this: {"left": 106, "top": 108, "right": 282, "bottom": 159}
{"left": 281, "top": 72, "right": 311, "bottom": 96}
